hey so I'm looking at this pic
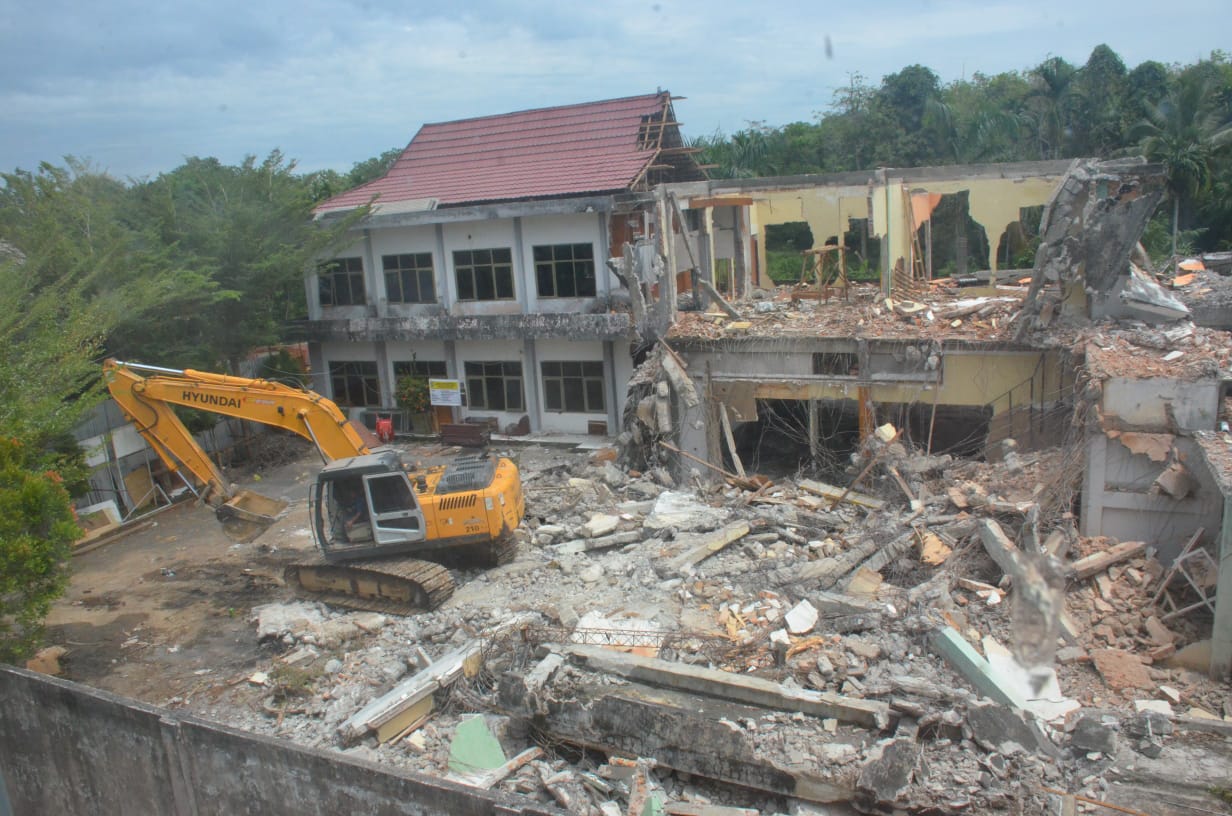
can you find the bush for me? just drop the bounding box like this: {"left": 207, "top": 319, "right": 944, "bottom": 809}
{"left": 0, "top": 437, "right": 80, "bottom": 663}
{"left": 395, "top": 376, "right": 431, "bottom": 414}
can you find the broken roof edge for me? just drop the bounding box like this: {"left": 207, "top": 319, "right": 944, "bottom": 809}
{"left": 665, "top": 332, "right": 1048, "bottom": 355}
{"left": 316, "top": 192, "right": 622, "bottom": 231}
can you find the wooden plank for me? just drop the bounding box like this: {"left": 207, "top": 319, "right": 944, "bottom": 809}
{"left": 798, "top": 479, "right": 885, "bottom": 510}
{"left": 1065, "top": 540, "right": 1147, "bottom": 581}
{"left": 449, "top": 746, "right": 544, "bottom": 790}
{"left": 662, "top": 521, "right": 751, "bottom": 575}
{"left": 687, "top": 196, "right": 754, "bottom": 209}
{"left": 718, "top": 405, "right": 745, "bottom": 478}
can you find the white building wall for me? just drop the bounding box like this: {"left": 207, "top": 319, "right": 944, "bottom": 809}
{"left": 309, "top": 238, "right": 368, "bottom": 321}
{"left": 534, "top": 339, "right": 608, "bottom": 434}
{"left": 368, "top": 225, "right": 443, "bottom": 314}
{"left": 453, "top": 339, "right": 529, "bottom": 429}
{"left": 441, "top": 221, "right": 521, "bottom": 316}
{"left": 521, "top": 213, "right": 609, "bottom": 314}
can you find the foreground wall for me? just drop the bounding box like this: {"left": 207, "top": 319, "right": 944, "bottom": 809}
{"left": 0, "top": 667, "right": 558, "bottom": 816}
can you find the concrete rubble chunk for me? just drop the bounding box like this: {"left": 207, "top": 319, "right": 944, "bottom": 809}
{"left": 855, "top": 738, "right": 920, "bottom": 811}
{"left": 644, "top": 491, "right": 718, "bottom": 532}
{"left": 965, "top": 700, "right": 1057, "bottom": 757}
{"left": 1090, "top": 648, "right": 1152, "bottom": 692}
{"left": 1070, "top": 715, "right": 1118, "bottom": 754}
{"left": 785, "top": 599, "right": 819, "bottom": 634}
{"left": 583, "top": 513, "right": 622, "bottom": 538}
{"left": 660, "top": 521, "right": 751, "bottom": 576}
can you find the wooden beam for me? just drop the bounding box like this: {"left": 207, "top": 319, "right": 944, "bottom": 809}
{"left": 719, "top": 404, "right": 746, "bottom": 478}
{"left": 1065, "top": 540, "right": 1147, "bottom": 581}
{"left": 688, "top": 196, "right": 754, "bottom": 208}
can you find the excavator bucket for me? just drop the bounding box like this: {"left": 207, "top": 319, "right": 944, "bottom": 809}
{"left": 215, "top": 490, "right": 289, "bottom": 543}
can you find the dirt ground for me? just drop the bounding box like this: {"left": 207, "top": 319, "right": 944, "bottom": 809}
{"left": 45, "top": 444, "right": 334, "bottom": 704}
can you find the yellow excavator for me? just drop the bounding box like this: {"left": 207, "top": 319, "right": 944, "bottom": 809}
{"left": 103, "top": 359, "right": 524, "bottom": 612}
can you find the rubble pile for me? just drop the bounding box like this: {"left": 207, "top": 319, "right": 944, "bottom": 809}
{"left": 173, "top": 434, "right": 1231, "bottom": 815}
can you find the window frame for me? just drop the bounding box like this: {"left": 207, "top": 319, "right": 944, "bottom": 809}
{"left": 393, "top": 360, "right": 448, "bottom": 380}
{"left": 453, "top": 247, "right": 515, "bottom": 302}
{"left": 533, "top": 242, "right": 597, "bottom": 299}
{"left": 328, "top": 360, "right": 381, "bottom": 407}
{"left": 541, "top": 360, "right": 606, "bottom": 414}
{"left": 318, "top": 257, "right": 366, "bottom": 307}
{"left": 382, "top": 252, "right": 437, "bottom": 304}
{"left": 463, "top": 361, "right": 524, "bottom": 412}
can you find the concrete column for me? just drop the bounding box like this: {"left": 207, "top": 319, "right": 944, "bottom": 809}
{"left": 443, "top": 341, "right": 459, "bottom": 424}
{"left": 1080, "top": 435, "right": 1107, "bottom": 538}
{"left": 434, "top": 224, "right": 451, "bottom": 310}
{"left": 307, "top": 343, "right": 327, "bottom": 397}
{"left": 604, "top": 341, "right": 619, "bottom": 437}
{"left": 522, "top": 339, "right": 541, "bottom": 433}
{"left": 808, "top": 399, "right": 819, "bottom": 464}
{"left": 513, "top": 217, "right": 530, "bottom": 313}
{"left": 362, "top": 229, "right": 381, "bottom": 317}
{"left": 1211, "top": 495, "right": 1232, "bottom": 678}
{"left": 374, "top": 341, "right": 392, "bottom": 407}
{"left": 597, "top": 211, "right": 611, "bottom": 298}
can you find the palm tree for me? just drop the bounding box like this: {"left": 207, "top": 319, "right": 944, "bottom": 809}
{"left": 1135, "top": 74, "right": 1232, "bottom": 258}
{"left": 1028, "top": 57, "right": 1080, "bottom": 159}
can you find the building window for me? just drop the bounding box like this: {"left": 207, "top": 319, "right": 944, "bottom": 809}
{"left": 464, "top": 361, "right": 523, "bottom": 412}
{"left": 534, "top": 243, "right": 596, "bottom": 298}
{"left": 393, "top": 360, "right": 447, "bottom": 380}
{"left": 329, "top": 361, "right": 380, "bottom": 407}
{"left": 383, "top": 253, "right": 436, "bottom": 304}
{"left": 319, "top": 257, "right": 365, "bottom": 306}
{"left": 454, "top": 248, "right": 514, "bottom": 301}
{"left": 542, "top": 361, "right": 605, "bottom": 413}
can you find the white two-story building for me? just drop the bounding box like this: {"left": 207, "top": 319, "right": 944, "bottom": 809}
{"left": 305, "top": 92, "right": 705, "bottom": 435}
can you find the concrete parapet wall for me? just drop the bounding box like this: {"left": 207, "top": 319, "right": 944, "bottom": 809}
{"left": 301, "top": 312, "right": 634, "bottom": 343}
{"left": 0, "top": 667, "right": 559, "bottom": 816}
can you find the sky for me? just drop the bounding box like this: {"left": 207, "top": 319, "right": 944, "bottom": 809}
{"left": 2, "top": 0, "right": 1229, "bottom": 181}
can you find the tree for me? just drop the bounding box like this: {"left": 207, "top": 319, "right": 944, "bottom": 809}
{"left": 0, "top": 437, "right": 79, "bottom": 663}
{"left": 1028, "top": 57, "right": 1081, "bottom": 158}
{"left": 1072, "top": 45, "right": 1130, "bottom": 156}
{"left": 1136, "top": 72, "right": 1232, "bottom": 257}
{"left": 120, "top": 152, "right": 361, "bottom": 369}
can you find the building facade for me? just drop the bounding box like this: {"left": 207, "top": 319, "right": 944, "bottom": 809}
{"left": 302, "top": 92, "right": 704, "bottom": 435}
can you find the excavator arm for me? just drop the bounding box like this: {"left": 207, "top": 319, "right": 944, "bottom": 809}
{"left": 104, "top": 359, "right": 373, "bottom": 535}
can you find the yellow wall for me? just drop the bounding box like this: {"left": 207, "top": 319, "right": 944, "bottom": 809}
{"left": 750, "top": 350, "right": 1064, "bottom": 415}
{"left": 746, "top": 172, "right": 1063, "bottom": 288}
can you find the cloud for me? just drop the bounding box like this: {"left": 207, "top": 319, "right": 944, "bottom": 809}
{"left": 0, "top": 0, "right": 1228, "bottom": 177}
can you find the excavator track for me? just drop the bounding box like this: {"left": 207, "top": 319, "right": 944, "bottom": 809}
{"left": 284, "top": 557, "right": 455, "bottom": 615}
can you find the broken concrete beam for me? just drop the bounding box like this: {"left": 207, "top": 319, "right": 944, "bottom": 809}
{"left": 978, "top": 518, "right": 1023, "bottom": 576}
{"left": 772, "top": 529, "right": 915, "bottom": 592}
{"left": 659, "top": 345, "right": 700, "bottom": 408}
{"left": 498, "top": 671, "right": 860, "bottom": 803}
{"left": 660, "top": 521, "right": 750, "bottom": 576}
{"left": 1065, "top": 540, "right": 1146, "bottom": 581}
{"left": 557, "top": 530, "right": 643, "bottom": 555}
{"left": 560, "top": 643, "right": 889, "bottom": 730}
{"left": 798, "top": 479, "right": 884, "bottom": 510}
{"left": 338, "top": 642, "right": 480, "bottom": 745}
{"left": 929, "top": 627, "right": 1027, "bottom": 710}
{"left": 698, "top": 278, "right": 741, "bottom": 319}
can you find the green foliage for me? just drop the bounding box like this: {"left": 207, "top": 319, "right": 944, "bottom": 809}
{"left": 395, "top": 376, "right": 431, "bottom": 414}
{"left": 257, "top": 349, "right": 310, "bottom": 387}
{"left": 0, "top": 437, "right": 80, "bottom": 663}
{"left": 765, "top": 250, "right": 805, "bottom": 284}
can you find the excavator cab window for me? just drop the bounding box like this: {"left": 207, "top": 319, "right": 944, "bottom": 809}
{"left": 362, "top": 472, "right": 427, "bottom": 546}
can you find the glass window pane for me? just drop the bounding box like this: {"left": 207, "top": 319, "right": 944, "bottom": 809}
{"left": 537, "top": 264, "right": 554, "bottom": 296}
{"left": 506, "top": 361, "right": 522, "bottom": 376}
{"left": 506, "top": 379, "right": 523, "bottom": 411}
{"left": 556, "top": 267, "right": 575, "bottom": 298}
{"left": 485, "top": 378, "right": 505, "bottom": 410}
{"left": 583, "top": 362, "right": 603, "bottom": 377}
{"left": 495, "top": 268, "right": 513, "bottom": 299}
{"left": 586, "top": 380, "right": 605, "bottom": 411}
{"left": 476, "top": 268, "right": 496, "bottom": 300}
{"left": 494, "top": 248, "right": 512, "bottom": 264}
{"left": 457, "top": 270, "right": 475, "bottom": 300}
{"left": 545, "top": 380, "right": 562, "bottom": 411}
{"left": 563, "top": 379, "right": 584, "bottom": 412}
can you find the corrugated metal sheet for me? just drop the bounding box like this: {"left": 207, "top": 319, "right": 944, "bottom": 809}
{"left": 317, "top": 93, "right": 669, "bottom": 212}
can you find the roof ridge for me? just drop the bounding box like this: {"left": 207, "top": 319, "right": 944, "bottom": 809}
{"left": 419, "top": 92, "right": 667, "bottom": 129}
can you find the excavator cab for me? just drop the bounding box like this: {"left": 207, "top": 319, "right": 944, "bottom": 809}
{"left": 309, "top": 450, "right": 427, "bottom": 562}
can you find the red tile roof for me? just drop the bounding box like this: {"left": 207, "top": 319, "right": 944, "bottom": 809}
{"left": 317, "top": 93, "right": 675, "bottom": 213}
